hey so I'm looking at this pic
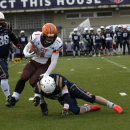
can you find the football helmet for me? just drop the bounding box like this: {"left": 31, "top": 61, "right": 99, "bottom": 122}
{"left": 90, "top": 28, "right": 94, "bottom": 31}
{"left": 0, "top": 12, "right": 5, "bottom": 28}
{"left": 97, "top": 28, "right": 101, "bottom": 35}
{"left": 118, "top": 25, "right": 122, "bottom": 28}
{"left": 40, "top": 75, "right": 56, "bottom": 94}
{"left": 100, "top": 26, "right": 104, "bottom": 29}
{"left": 106, "top": 27, "right": 110, "bottom": 30}
{"left": 42, "top": 23, "right": 57, "bottom": 45}
{"left": 74, "top": 28, "right": 78, "bottom": 32}
{"left": 84, "top": 28, "right": 88, "bottom": 32}
{"left": 20, "top": 30, "right": 25, "bottom": 36}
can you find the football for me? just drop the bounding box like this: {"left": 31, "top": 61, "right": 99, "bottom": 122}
{"left": 28, "top": 45, "right": 38, "bottom": 54}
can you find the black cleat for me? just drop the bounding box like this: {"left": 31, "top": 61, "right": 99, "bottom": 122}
{"left": 5, "top": 97, "right": 18, "bottom": 107}
{"left": 33, "top": 96, "right": 40, "bottom": 107}
{"left": 40, "top": 102, "right": 48, "bottom": 116}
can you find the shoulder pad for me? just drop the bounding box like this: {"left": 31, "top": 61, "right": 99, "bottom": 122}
{"left": 3, "top": 22, "right": 12, "bottom": 31}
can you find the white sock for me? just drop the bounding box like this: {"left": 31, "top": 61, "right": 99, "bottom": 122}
{"left": 73, "top": 51, "right": 75, "bottom": 56}
{"left": 107, "top": 101, "right": 115, "bottom": 109}
{"left": 103, "top": 49, "right": 105, "bottom": 54}
{"left": 12, "top": 92, "right": 20, "bottom": 100}
{"left": 78, "top": 51, "right": 80, "bottom": 56}
{"left": 12, "top": 53, "right": 14, "bottom": 61}
{"left": 120, "top": 48, "right": 122, "bottom": 53}
{"left": 84, "top": 106, "right": 91, "bottom": 112}
{"left": 116, "top": 48, "right": 118, "bottom": 53}
{"left": 1, "top": 79, "right": 10, "bottom": 98}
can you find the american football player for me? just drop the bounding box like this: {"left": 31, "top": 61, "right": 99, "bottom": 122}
{"left": 104, "top": 27, "right": 114, "bottom": 56}
{"left": 89, "top": 28, "right": 95, "bottom": 57}
{"left": 18, "top": 30, "right": 28, "bottom": 60}
{"left": 33, "top": 74, "right": 123, "bottom": 116}
{"left": 100, "top": 26, "right": 106, "bottom": 56}
{"left": 93, "top": 28, "right": 102, "bottom": 57}
{"left": 114, "top": 25, "right": 123, "bottom": 55}
{"left": 0, "top": 12, "right": 23, "bottom": 104}
{"left": 121, "top": 26, "right": 130, "bottom": 55}
{"left": 5, "top": 23, "right": 63, "bottom": 115}
{"left": 82, "top": 28, "right": 90, "bottom": 57}
{"left": 72, "top": 28, "right": 80, "bottom": 57}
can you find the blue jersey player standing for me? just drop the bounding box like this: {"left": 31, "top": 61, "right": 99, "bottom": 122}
{"left": 0, "top": 12, "right": 23, "bottom": 105}
{"left": 33, "top": 74, "right": 123, "bottom": 116}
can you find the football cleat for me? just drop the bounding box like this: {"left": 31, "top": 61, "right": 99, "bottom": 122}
{"left": 40, "top": 102, "right": 48, "bottom": 116}
{"left": 61, "top": 109, "right": 69, "bottom": 115}
{"left": 84, "top": 104, "right": 101, "bottom": 111}
{"left": 5, "top": 97, "right": 18, "bottom": 107}
{"left": 113, "top": 105, "right": 123, "bottom": 114}
{"left": 107, "top": 54, "right": 110, "bottom": 56}
{"left": 33, "top": 96, "right": 40, "bottom": 107}
{"left": 102, "top": 54, "right": 106, "bottom": 56}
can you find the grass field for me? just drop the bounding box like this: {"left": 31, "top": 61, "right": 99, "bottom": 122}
{"left": 0, "top": 55, "right": 130, "bottom": 130}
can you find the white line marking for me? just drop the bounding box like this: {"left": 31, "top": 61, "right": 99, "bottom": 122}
{"left": 119, "top": 93, "right": 127, "bottom": 96}
{"left": 29, "top": 97, "right": 34, "bottom": 101}
{"left": 102, "top": 57, "right": 130, "bottom": 71}
{"left": 123, "top": 67, "right": 126, "bottom": 68}
{"left": 68, "top": 59, "right": 70, "bottom": 60}
{"left": 9, "top": 64, "right": 15, "bottom": 67}
{"left": 70, "top": 69, "right": 74, "bottom": 71}
{"left": 18, "top": 72, "right": 22, "bottom": 73}
{"left": 97, "top": 68, "right": 100, "bottom": 69}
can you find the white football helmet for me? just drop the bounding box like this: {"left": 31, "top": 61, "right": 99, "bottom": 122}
{"left": 0, "top": 12, "right": 5, "bottom": 28}
{"left": 20, "top": 30, "right": 25, "bottom": 34}
{"left": 100, "top": 26, "right": 104, "bottom": 29}
{"left": 40, "top": 75, "right": 56, "bottom": 94}
{"left": 84, "top": 28, "right": 88, "bottom": 31}
{"left": 90, "top": 28, "right": 94, "bottom": 31}
{"left": 118, "top": 25, "right": 122, "bottom": 28}
{"left": 74, "top": 28, "right": 78, "bottom": 32}
{"left": 123, "top": 26, "right": 127, "bottom": 29}
{"left": 97, "top": 28, "right": 101, "bottom": 34}
{"left": 106, "top": 27, "right": 110, "bottom": 30}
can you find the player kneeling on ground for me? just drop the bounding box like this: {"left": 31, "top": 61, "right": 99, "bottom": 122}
{"left": 33, "top": 74, "right": 123, "bottom": 116}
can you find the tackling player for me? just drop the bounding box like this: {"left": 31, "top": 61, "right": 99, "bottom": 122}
{"left": 5, "top": 23, "right": 63, "bottom": 115}
{"left": 33, "top": 74, "right": 123, "bottom": 116}
{"left": 0, "top": 12, "right": 23, "bottom": 104}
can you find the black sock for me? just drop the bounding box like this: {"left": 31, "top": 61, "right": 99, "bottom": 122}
{"left": 14, "top": 79, "right": 26, "bottom": 94}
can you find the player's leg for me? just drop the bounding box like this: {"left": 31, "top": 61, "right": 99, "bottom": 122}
{"left": 77, "top": 44, "right": 80, "bottom": 57}
{"left": 5, "top": 60, "right": 36, "bottom": 107}
{"left": 94, "top": 96, "right": 123, "bottom": 114}
{"left": 126, "top": 40, "right": 130, "bottom": 54}
{"left": 98, "top": 43, "right": 101, "bottom": 56}
{"left": 116, "top": 40, "right": 119, "bottom": 54}
{"left": 102, "top": 40, "right": 106, "bottom": 56}
{"left": 123, "top": 41, "right": 125, "bottom": 55}
{"left": 73, "top": 44, "right": 76, "bottom": 58}
{"left": 0, "top": 59, "right": 11, "bottom": 103}
{"left": 70, "top": 84, "right": 123, "bottom": 114}
{"left": 109, "top": 41, "right": 113, "bottom": 55}
{"left": 120, "top": 41, "right": 123, "bottom": 54}
{"left": 93, "top": 43, "right": 96, "bottom": 57}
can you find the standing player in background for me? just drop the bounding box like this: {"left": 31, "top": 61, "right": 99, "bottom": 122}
{"left": 100, "top": 26, "right": 106, "bottom": 56}
{"left": 93, "top": 28, "right": 102, "bottom": 57}
{"left": 7, "top": 41, "right": 14, "bottom": 62}
{"left": 122, "top": 26, "right": 130, "bottom": 55}
{"left": 72, "top": 28, "right": 80, "bottom": 58}
{"left": 82, "top": 28, "right": 90, "bottom": 57}
{"left": 104, "top": 27, "right": 114, "bottom": 56}
{"left": 18, "top": 30, "right": 28, "bottom": 60}
{"left": 6, "top": 23, "right": 63, "bottom": 116}
{"left": 89, "top": 28, "right": 95, "bottom": 57}
{"left": 0, "top": 12, "right": 23, "bottom": 105}
{"left": 114, "top": 25, "right": 123, "bottom": 55}
{"left": 33, "top": 74, "right": 123, "bottom": 116}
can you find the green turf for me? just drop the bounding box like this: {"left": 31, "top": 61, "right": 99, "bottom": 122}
{"left": 0, "top": 55, "right": 130, "bottom": 130}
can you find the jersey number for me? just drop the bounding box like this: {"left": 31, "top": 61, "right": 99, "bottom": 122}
{"left": 0, "top": 35, "right": 9, "bottom": 46}
{"left": 40, "top": 52, "right": 44, "bottom": 57}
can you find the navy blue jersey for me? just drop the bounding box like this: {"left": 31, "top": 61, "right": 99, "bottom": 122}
{"left": 34, "top": 73, "right": 73, "bottom": 100}
{"left": 18, "top": 35, "right": 28, "bottom": 46}
{"left": 0, "top": 22, "right": 13, "bottom": 59}
{"left": 115, "top": 30, "right": 122, "bottom": 40}
{"left": 121, "top": 31, "right": 129, "bottom": 40}
{"left": 72, "top": 33, "right": 80, "bottom": 44}
{"left": 89, "top": 33, "right": 95, "bottom": 41}
{"left": 82, "top": 33, "right": 90, "bottom": 41}
{"left": 104, "top": 31, "right": 113, "bottom": 38}
{"left": 95, "top": 33, "right": 101, "bottom": 42}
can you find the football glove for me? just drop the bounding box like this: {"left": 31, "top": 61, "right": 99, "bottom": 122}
{"left": 17, "top": 44, "right": 23, "bottom": 49}
{"left": 61, "top": 109, "right": 69, "bottom": 115}
{"left": 24, "top": 49, "right": 36, "bottom": 58}
{"left": 33, "top": 96, "right": 40, "bottom": 107}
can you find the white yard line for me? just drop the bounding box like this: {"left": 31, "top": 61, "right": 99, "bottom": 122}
{"left": 9, "top": 64, "right": 15, "bottom": 67}
{"left": 101, "top": 57, "right": 130, "bottom": 72}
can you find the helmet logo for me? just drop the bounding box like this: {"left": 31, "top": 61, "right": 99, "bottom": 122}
{"left": 110, "top": 0, "right": 124, "bottom": 3}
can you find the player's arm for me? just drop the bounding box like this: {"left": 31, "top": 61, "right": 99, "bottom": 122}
{"left": 10, "top": 32, "right": 23, "bottom": 49}
{"left": 44, "top": 52, "right": 59, "bottom": 76}
{"left": 61, "top": 84, "right": 71, "bottom": 115}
